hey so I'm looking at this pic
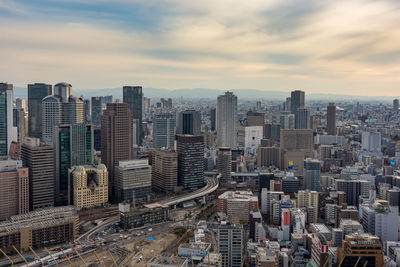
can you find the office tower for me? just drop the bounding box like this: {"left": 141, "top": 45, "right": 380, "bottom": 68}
{"left": 91, "top": 96, "right": 103, "bottom": 126}
{"left": 304, "top": 158, "right": 321, "bottom": 191}
{"left": 153, "top": 112, "right": 175, "bottom": 148}
{"left": 54, "top": 124, "right": 94, "bottom": 204}
{"left": 285, "top": 97, "right": 291, "bottom": 112}
{"left": 290, "top": 90, "right": 305, "bottom": 114}
{"left": 335, "top": 179, "right": 370, "bottom": 206}
{"left": 257, "top": 146, "right": 280, "bottom": 168}
{"left": 297, "top": 190, "right": 319, "bottom": 223}
{"left": 176, "top": 134, "right": 204, "bottom": 190}
{"left": 0, "top": 206, "right": 78, "bottom": 252}
{"left": 123, "top": 86, "right": 143, "bottom": 145}
{"left": 42, "top": 83, "right": 84, "bottom": 144}
{"left": 103, "top": 95, "right": 113, "bottom": 104}
{"left": 295, "top": 107, "right": 310, "bottom": 129}
{"left": 84, "top": 98, "right": 91, "bottom": 123}
{"left": 68, "top": 164, "right": 108, "bottom": 209}
{"left": 244, "top": 126, "right": 263, "bottom": 153}
{"left": 115, "top": 159, "right": 152, "bottom": 201}
{"left": 0, "top": 83, "right": 13, "bottom": 156}
{"left": 338, "top": 233, "right": 384, "bottom": 267}
{"left": 217, "top": 91, "right": 238, "bottom": 148}
{"left": 152, "top": 148, "right": 178, "bottom": 193}
{"left": 13, "top": 108, "right": 26, "bottom": 147}
{"left": 280, "top": 129, "right": 314, "bottom": 171}
{"left": 362, "top": 131, "right": 381, "bottom": 152}
{"left": 93, "top": 127, "right": 101, "bottom": 151}
{"left": 28, "top": 83, "right": 52, "bottom": 139}
{"left": 281, "top": 174, "right": 300, "bottom": 194}
{"left": 0, "top": 159, "right": 29, "bottom": 221}
{"left": 256, "top": 101, "right": 262, "bottom": 111}
{"left": 210, "top": 108, "right": 216, "bottom": 131}
{"left": 327, "top": 103, "right": 336, "bottom": 135}
{"left": 217, "top": 222, "right": 243, "bottom": 267}
{"left": 15, "top": 98, "right": 26, "bottom": 111}
{"left": 260, "top": 189, "right": 284, "bottom": 216}
{"left": 177, "top": 110, "right": 201, "bottom": 135}
{"left": 217, "top": 147, "right": 232, "bottom": 184}
{"left": 246, "top": 111, "right": 265, "bottom": 127}
{"left": 21, "top": 137, "right": 55, "bottom": 210}
{"left": 101, "top": 103, "right": 133, "bottom": 196}
{"left": 394, "top": 99, "right": 399, "bottom": 111}
{"left": 361, "top": 200, "right": 398, "bottom": 242}
{"left": 259, "top": 173, "right": 274, "bottom": 192}
{"left": 270, "top": 112, "right": 294, "bottom": 130}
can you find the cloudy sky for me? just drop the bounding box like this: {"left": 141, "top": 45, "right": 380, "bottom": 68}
{"left": 1, "top": 0, "right": 400, "bottom": 96}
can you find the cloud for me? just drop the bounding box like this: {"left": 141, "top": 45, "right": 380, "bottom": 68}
{"left": 0, "top": 0, "right": 400, "bottom": 96}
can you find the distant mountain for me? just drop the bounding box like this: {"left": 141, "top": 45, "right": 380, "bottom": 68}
{"left": 12, "top": 86, "right": 395, "bottom": 102}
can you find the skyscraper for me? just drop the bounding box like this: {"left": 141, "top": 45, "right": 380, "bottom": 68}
{"left": 152, "top": 148, "right": 178, "bottom": 193}
{"left": 42, "top": 83, "right": 84, "bottom": 145}
{"left": 393, "top": 99, "right": 399, "bottom": 111}
{"left": 327, "top": 103, "right": 336, "bottom": 135}
{"left": 217, "top": 147, "right": 232, "bottom": 184}
{"left": 0, "top": 159, "right": 29, "bottom": 221}
{"left": 286, "top": 97, "right": 291, "bottom": 112}
{"left": 28, "top": 83, "right": 52, "bottom": 139}
{"left": 13, "top": 108, "right": 26, "bottom": 147}
{"left": 0, "top": 83, "right": 13, "bottom": 156}
{"left": 123, "top": 86, "right": 143, "bottom": 145}
{"left": 153, "top": 113, "right": 175, "bottom": 148}
{"left": 84, "top": 98, "right": 91, "bottom": 123}
{"left": 217, "top": 91, "right": 237, "bottom": 148}
{"left": 53, "top": 124, "right": 94, "bottom": 204}
{"left": 246, "top": 111, "right": 265, "bottom": 127}
{"left": 295, "top": 107, "right": 310, "bottom": 129}
{"left": 210, "top": 108, "right": 216, "bottom": 131}
{"left": 176, "top": 134, "right": 204, "bottom": 190}
{"left": 101, "top": 103, "right": 133, "bottom": 196}
{"left": 21, "top": 137, "right": 55, "bottom": 210}
{"left": 290, "top": 90, "right": 305, "bottom": 114}
{"left": 177, "top": 110, "right": 201, "bottom": 135}
{"left": 217, "top": 222, "right": 243, "bottom": 267}
{"left": 335, "top": 179, "right": 370, "bottom": 206}
{"left": 304, "top": 158, "right": 321, "bottom": 191}
{"left": 91, "top": 96, "right": 103, "bottom": 126}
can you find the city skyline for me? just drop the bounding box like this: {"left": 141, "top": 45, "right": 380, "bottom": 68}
{"left": 1, "top": 0, "right": 400, "bottom": 96}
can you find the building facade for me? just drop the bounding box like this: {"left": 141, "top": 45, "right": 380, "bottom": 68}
{"left": 123, "top": 86, "right": 143, "bottom": 145}
{"left": 217, "top": 91, "right": 237, "bottom": 148}
{"left": 153, "top": 113, "right": 176, "bottom": 149}
{"left": 0, "top": 83, "right": 13, "bottom": 156}
{"left": 152, "top": 148, "right": 178, "bottom": 192}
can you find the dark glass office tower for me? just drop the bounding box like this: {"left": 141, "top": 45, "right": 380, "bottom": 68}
{"left": 91, "top": 96, "right": 103, "bottom": 126}
{"left": 177, "top": 110, "right": 201, "bottom": 135}
{"left": 123, "top": 86, "right": 143, "bottom": 145}
{"left": 28, "top": 83, "right": 52, "bottom": 138}
{"left": 327, "top": 103, "right": 336, "bottom": 135}
{"left": 290, "top": 90, "right": 305, "bottom": 114}
{"left": 176, "top": 134, "right": 204, "bottom": 190}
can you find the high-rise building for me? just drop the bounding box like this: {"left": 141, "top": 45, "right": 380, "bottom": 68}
{"left": 84, "top": 98, "right": 91, "bottom": 123}
{"left": 280, "top": 129, "right": 313, "bottom": 171}
{"left": 68, "top": 164, "right": 108, "bottom": 209}
{"left": 53, "top": 124, "right": 94, "bottom": 204}
{"left": 176, "top": 134, "right": 204, "bottom": 190}
{"left": 327, "top": 103, "right": 336, "bottom": 135}
{"left": 297, "top": 190, "right": 319, "bottom": 223}
{"left": 335, "top": 179, "right": 370, "bottom": 206}
{"left": 15, "top": 98, "right": 26, "bottom": 111}
{"left": 91, "top": 96, "right": 103, "bottom": 126}
{"left": 152, "top": 148, "right": 178, "bottom": 193}
{"left": 0, "top": 83, "right": 13, "bottom": 156}
{"left": 115, "top": 159, "right": 152, "bottom": 201}
{"left": 285, "top": 97, "right": 291, "bottom": 112}
{"left": 13, "top": 107, "right": 26, "bottom": 147}
{"left": 361, "top": 200, "right": 398, "bottom": 242}
{"left": 257, "top": 146, "right": 280, "bottom": 168}
{"left": 295, "top": 107, "right": 310, "bottom": 129}
{"left": 123, "top": 86, "right": 143, "bottom": 145}
{"left": 362, "top": 131, "right": 381, "bottom": 152}
{"left": 217, "top": 147, "right": 232, "bottom": 184}
{"left": 304, "top": 158, "right": 321, "bottom": 191}
{"left": 21, "top": 137, "right": 55, "bottom": 210}
{"left": 0, "top": 159, "right": 29, "bottom": 221}
{"left": 101, "top": 103, "right": 133, "bottom": 196}
{"left": 394, "top": 99, "right": 399, "bottom": 111}
{"left": 42, "top": 83, "right": 84, "bottom": 144}
{"left": 337, "top": 233, "right": 384, "bottom": 267}
{"left": 246, "top": 111, "right": 265, "bottom": 127}
{"left": 177, "top": 110, "right": 201, "bottom": 135}
{"left": 217, "top": 222, "right": 243, "bottom": 267}
{"left": 210, "top": 108, "right": 216, "bottom": 131}
{"left": 28, "top": 83, "right": 52, "bottom": 139}
{"left": 217, "top": 191, "right": 258, "bottom": 224}
{"left": 153, "top": 113, "right": 175, "bottom": 148}
{"left": 290, "top": 90, "right": 305, "bottom": 114}
{"left": 217, "top": 91, "right": 237, "bottom": 148}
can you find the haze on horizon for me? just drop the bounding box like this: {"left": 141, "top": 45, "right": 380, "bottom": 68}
{"left": 1, "top": 0, "right": 400, "bottom": 96}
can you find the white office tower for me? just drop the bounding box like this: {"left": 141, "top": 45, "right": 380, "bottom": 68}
{"left": 0, "top": 83, "right": 14, "bottom": 156}
{"left": 217, "top": 222, "right": 243, "bottom": 267}
{"left": 361, "top": 131, "right": 381, "bottom": 152}
{"left": 361, "top": 200, "right": 398, "bottom": 242}
{"left": 217, "top": 91, "right": 237, "bottom": 148}
{"left": 261, "top": 188, "right": 284, "bottom": 216}
{"left": 42, "top": 83, "right": 84, "bottom": 144}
